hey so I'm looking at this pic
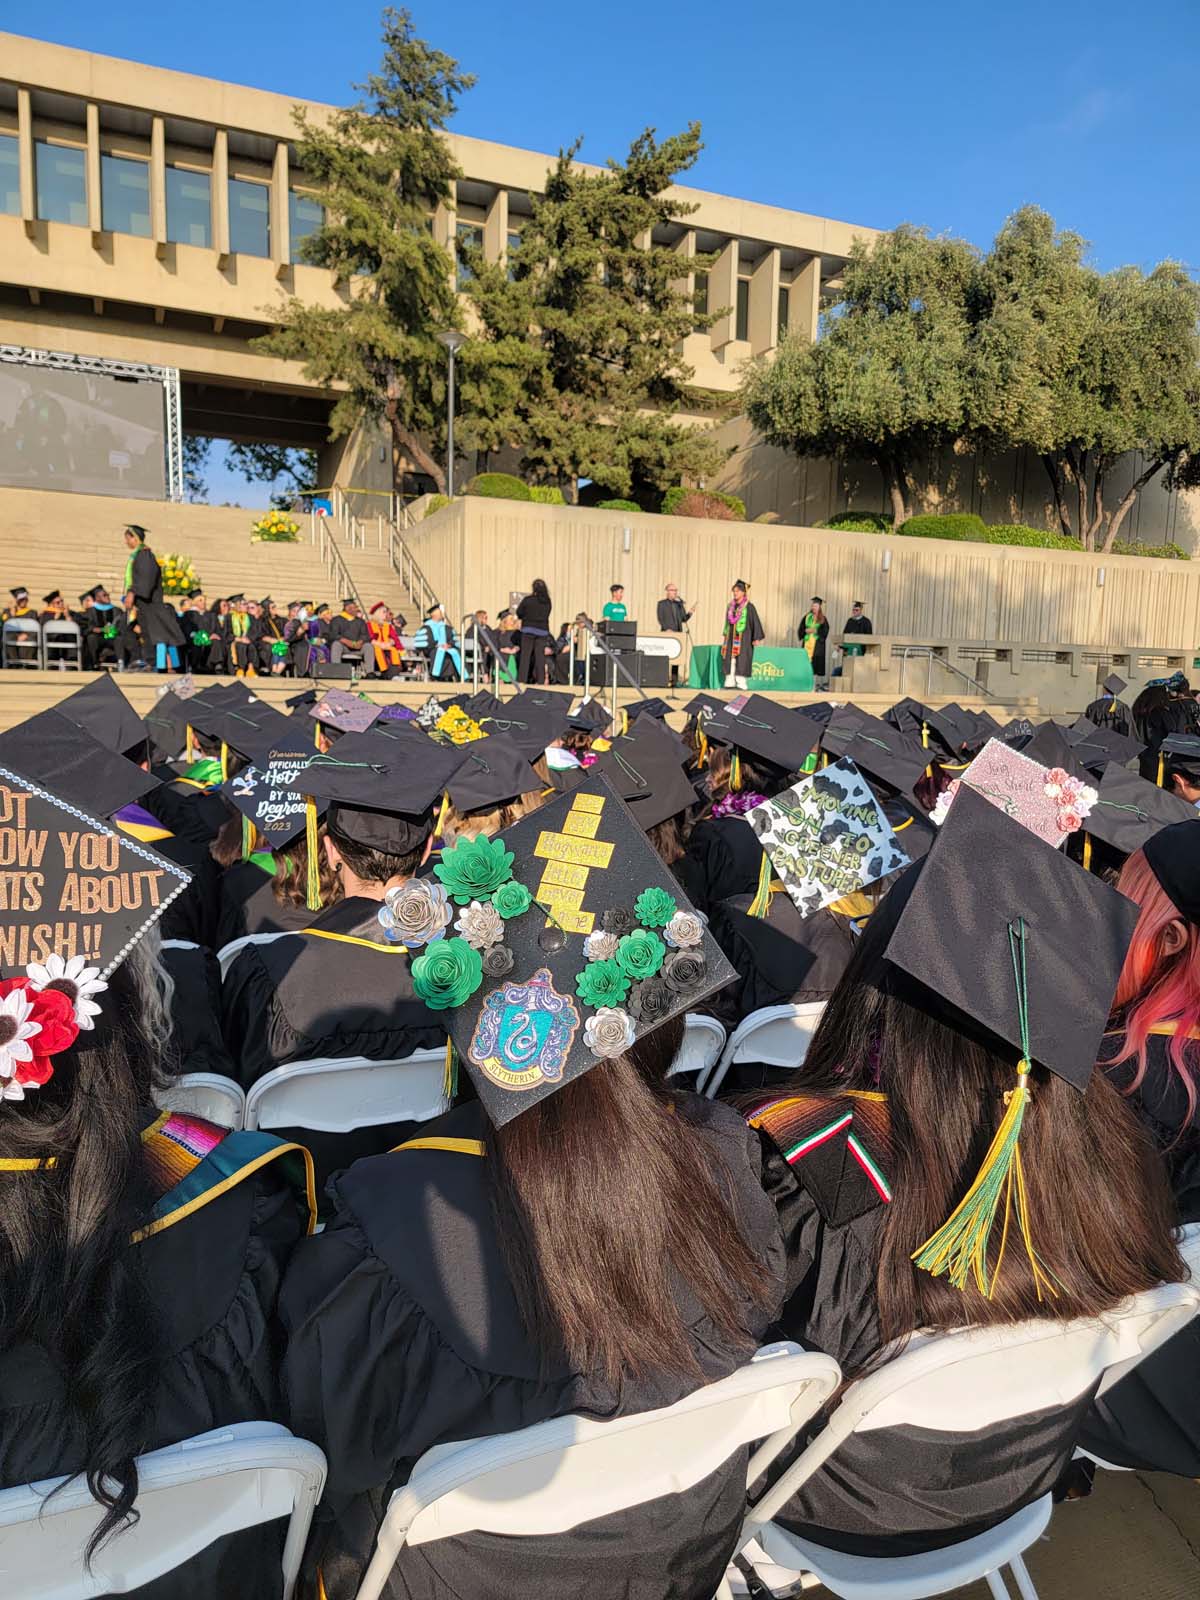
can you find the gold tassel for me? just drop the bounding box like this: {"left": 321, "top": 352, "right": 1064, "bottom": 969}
{"left": 748, "top": 851, "right": 773, "bottom": 919}
{"left": 921, "top": 721, "right": 929, "bottom": 750}
{"left": 305, "top": 797, "right": 321, "bottom": 911}
{"left": 435, "top": 790, "right": 451, "bottom": 840}
{"left": 186, "top": 725, "right": 195, "bottom": 764}
{"left": 443, "top": 1038, "right": 458, "bottom": 1101}
{"left": 1082, "top": 833, "right": 1092, "bottom": 872}
{"left": 619, "top": 709, "right": 629, "bottom": 737}
{"left": 220, "top": 741, "right": 229, "bottom": 782}
{"left": 1157, "top": 751, "right": 1166, "bottom": 787}
{"left": 696, "top": 729, "right": 708, "bottom": 770}
{"left": 731, "top": 749, "right": 742, "bottom": 792}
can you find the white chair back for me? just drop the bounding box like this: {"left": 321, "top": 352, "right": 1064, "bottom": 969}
{"left": 353, "top": 1344, "right": 840, "bottom": 1600}
{"left": 742, "top": 1281, "right": 1200, "bottom": 1538}
{"left": 668, "top": 1013, "right": 727, "bottom": 1079}
{"left": 217, "top": 930, "right": 293, "bottom": 981}
{"left": 0, "top": 1422, "right": 325, "bottom": 1600}
{"left": 155, "top": 1071, "right": 246, "bottom": 1130}
{"left": 244, "top": 1049, "right": 450, "bottom": 1133}
{"left": 42, "top": 620, "right": 82, "bottom": 669}
{"left": 702, "top": 1001, "right": 827, "bottom": 1097}
{"left": 2, "top": 616, "right": 41, "bottom": 669}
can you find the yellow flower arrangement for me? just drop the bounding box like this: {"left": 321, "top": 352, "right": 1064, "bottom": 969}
{"left": 161, "top": 553, "right": 198, "bottom": 596}
{"left": 251, "top": 510, "right": 301, "bottom": 543}
{"left": 435, "top": 707, "right": 485, "bottom": 746}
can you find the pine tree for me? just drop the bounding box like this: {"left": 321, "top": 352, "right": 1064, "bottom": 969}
{"left": 257, "top": 8, "right": 471, "bottom": 492}
{"left": 461, "top": 125, "right": 727, "bottom": 503}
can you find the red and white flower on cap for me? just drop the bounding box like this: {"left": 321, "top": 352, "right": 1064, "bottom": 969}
{"left": 26, "top": 953, "right": 108, "bottom": 1031}
{"left": 0, "top": 988, "right": 42, "bottom": 1099}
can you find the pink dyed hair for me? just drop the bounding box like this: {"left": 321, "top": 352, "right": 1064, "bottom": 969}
{"left": 1108, "top": 848, "right": 1200, "bottom": 1132}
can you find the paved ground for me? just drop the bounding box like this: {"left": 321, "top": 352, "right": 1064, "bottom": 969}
{"left": 959, "top": 1471, "right": 1200, "bottom": 1599}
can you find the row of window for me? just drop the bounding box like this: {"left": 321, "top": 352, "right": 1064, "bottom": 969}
{"left": 694, "top": 272, "right": 791, "bottom": 342}
{"left": 0, "top": 133, "right": 322, "bottom": 261}
{"left": 454, "top": 220, "right": 525, "bottom": 287}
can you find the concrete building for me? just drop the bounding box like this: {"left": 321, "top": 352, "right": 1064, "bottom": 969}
{"left": 0, "top": 32, "right": 878, "bottom": 501}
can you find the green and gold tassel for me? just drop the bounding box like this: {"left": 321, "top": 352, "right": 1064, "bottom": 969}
{"left": 304, "top": 796, "right": 321, "bottom": 911}
{"left": 912, "top": 918, "right": 1055, "bottom": 1301}
{"left": 443, "top": 1038, "right": 459, "bottom": 1101}
{"left": 241, "top": 814, "right": 254, "bottom": 861}
{"left": 731, "top": 748, "right": 742, "bottom": 792}
{"left": 748, "top": 851, "right": 773, "bottom": 919}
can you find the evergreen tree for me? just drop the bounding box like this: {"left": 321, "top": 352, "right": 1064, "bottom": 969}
{"left": 257, "top": 8, "right": 471, "bottom": 493}
{"left": 462, "top": 126, "right": 727, "bottom": 503}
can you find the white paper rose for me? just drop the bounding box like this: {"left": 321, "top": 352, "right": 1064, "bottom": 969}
{"left": 663, "top": 910, "right": 705, "bottom": 950}
{"left": 454, "top": 900, "right": 506, "bottom": 950}
{"left": 583, "top": 1006, "right": 637, "bottom": 1059}
{"left": 378, "top": 880, "right": 452, "bottom": 947}
{"left": 584, "top": 930, "right": 619, "bottom": 963}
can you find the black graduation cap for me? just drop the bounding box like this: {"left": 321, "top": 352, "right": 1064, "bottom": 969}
{"left": 626, "top": 698, "right": 671, "bottom": 724}
{"left": 125, "top": 525, "right": 148, "bottom": 537}
{"left": 282, "top": 730, "right": 464, "bottom": 854}
{"left": 482, "top": 704, "right": 573, "bottom": 761}
{"left": 56, "top": 675, "right": 149, "bottom": 760}
{"left": 222, "top": 736, "right": 329, "bottom": 849}
{"left": 701, "top": 695, "right": 821, "bottom": 772}
{"left": 568, "top": 698, "right": 613, "bottom": 733}
{"left": 9, "top": 586, "right": 27, "bottom": 600}
{"left": 684, "top": 693, "right": 724, "bottom": 719}
{"left": 447, "top": 736, "right": 542, "bottom": 814}
{"left": 1144, "top": 821, "right": 1200, "bottom": 925}
{"left": 1104, "top": 673, "right": 1128, "bottom": 697}
{"left": 191, "top": 699, "right": 294, "bottom": 760}
{"left": 615, "top": 708, "right": 691, "bottom": 766}
{"left": 437, "top": 772, "right": 735, "bottom": 1126}
{"left": 1066, "top": 717, "right": 1144, "bottom": 775}
{"left": 309, "top": 688, "right": 381, "bottom": 736}
{"left": 515, "top": 688, "right": 573, "bottom": 710}
{"left": 142, "top": 690, "right": 191, "bottom": 763}
{"left": 1000, "top": 716, "right": 1037, "bottom": 747}
{"left": 456, "top": 690, "right": 505, "bottom": 720}
{"left": 838, "top": 717, "right": 928, "bottom": 797}
{"left": 286, "top": 689, "right": 318, "bottom": 711}
{"left": 42, "top": 590, "right": 61, "bottom": 606}
{"left": 800, "top": 701, "right": 837, "bottom": 729}
{"left": 884, "top": 785, "right": 1138, "bottom": 1091}
{"left": 0, "top": 711, "right": 160, "bottom": 820}
{"left": 1160, "top": 734, "right": 1200, "bottom": 778}
{"left": 227, "top": 593, "right": 246, "bottom": 605}
{"left": 878, "top": 793, "right": 937, "bottom": 861}
{"left": 819, "top": 703, "right": 872, "bottom": 758}
{"left": 1085, "top": 763, "right": 1200, "bottom": 856}
{"left": 591, "top": 734, "right": 699, "bottom": 831}
{"left": 1020, "top": 721, "right": 1088, "bottom": 783}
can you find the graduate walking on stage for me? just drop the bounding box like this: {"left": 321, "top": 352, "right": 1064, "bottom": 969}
{"left": 799, "top": 595, "right": 830, "bottom": 684}
{"left": 123, "top": 524, "right": 184, "bottom": 673}
{"left": 720, "top": 578, "right": 764, "bottom": 689}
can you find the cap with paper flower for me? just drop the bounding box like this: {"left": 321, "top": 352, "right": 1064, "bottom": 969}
{"left": 1020, "top": 721, "right": 1089, "bottom": 784}
{"left": 932, "top": 737, "right": 1098, "bottom": 847}
{"left": 1083, "top": 762, "right": 1200, "bottom": 858}
{"left": 883, "top": 785, "right": 1139, "bottom": 1296}
{"left": 393, "top": 772, "right": 733, "bottom": 1126}
{"left": 309, "top": 688, "right": 381, "bottom": 737}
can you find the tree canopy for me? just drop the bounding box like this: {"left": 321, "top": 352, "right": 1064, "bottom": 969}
{"left": 461, "top": 125, "right": 726, "bottom": 502}
{"left": 743, "top": 206, "right": 1200, "bottom": 550}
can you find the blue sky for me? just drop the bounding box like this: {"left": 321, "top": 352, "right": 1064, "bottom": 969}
{"left": 8, "top": 1, "right": 1198, "bottom": 504}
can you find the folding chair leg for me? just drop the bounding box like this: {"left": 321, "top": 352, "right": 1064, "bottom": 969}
{"left": 1008, "top": 1555, "right": 1041, "bottom": 1600}
{"left": 714, "top": 1577, "right": 736, "bottom": 1600}
{"left": 986, "top": 1571, "right": 1013, "bottom": 1600}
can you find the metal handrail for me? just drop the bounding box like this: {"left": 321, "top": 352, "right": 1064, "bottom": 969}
{"left": 900, "top": 646, "right": 998, "bottom": 702}
{"left": 386, "top": 525, "right": 437, "bottom": 619}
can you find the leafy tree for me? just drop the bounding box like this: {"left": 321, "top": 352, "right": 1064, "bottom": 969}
{"left": 970, "top": 207, "right": 1200, "bottom": 550}
{"left": 226, "top": 443, "right": 319, "bottom": 510}
{"left": 460, "top": 125, "right": 727, "bottom": 503}
{"left": 256, "top": 8, "right": 471, "bottom": 493}
{"left": 181, "top": 434, "right": 212, "bottom": 502}
{"left": 742, "top": 226, "right": 979, "bottom": 525}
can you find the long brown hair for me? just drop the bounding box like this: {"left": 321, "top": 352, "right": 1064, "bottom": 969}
{"left": 795, "top": 882, "right": 1183, "bottom": 1347}
{"left": 487, "top": 1016, "right": 774, "bottom": 1386}
{"left": 272, "top": 826, "right": 343, "bottom": 910}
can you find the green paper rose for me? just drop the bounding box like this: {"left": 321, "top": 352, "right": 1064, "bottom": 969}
{"left": 434, "top": 834, "right": 516, "bottom": 905}
{"left": 634, "top": 886, "right": 677, "bottom": 929}
{"left": 491, "top": 879, "right": 532, "bottom": 920}
{"left": 575, "top": 959, "right": 631, "bottom": 1010}
{"left": 615, "top": 928, "right": 666, "bottom": 982}
{"left": 410, "top": 937, "right": 484, "bottom": 1011}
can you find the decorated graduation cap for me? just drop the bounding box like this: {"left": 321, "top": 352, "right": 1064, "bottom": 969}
{"left": 745, "top": 759, "right": 911, "bottom": 919}
{"left": 700, "top": 694, "right": 821, "bottom": 775}
{"left": 936, "top": 737, "right": 1097, "bottom": 848}
{"left": 56, "top": 674, "right": 148, "bottom": 760}
{"left": 1066, "top": 717, "right": 1144, "bottom": 776}
{"left": 222, "top": 732, "right": 329, "bottom": 853}
{"left": 446, "top": 735, "right": 542, "bottom": 815}
{"left": 1084, "top": 762, "right": 1200, "bottom": 857}
{"left": 883, "top": 784, "right": 1139, "bottom": 1296}
{"left": 310, "top": 688, "right": 381, "bottom": 737}
{"left": 382, "top": 772, "right": 734, "bottom": 1126}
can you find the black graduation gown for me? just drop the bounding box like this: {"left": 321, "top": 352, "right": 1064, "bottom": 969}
{"left": 748, "top": 1091, "right": 1097, "bottom": 1556}
{"left": 216, "top": 859, "right": 322, "bottom": 952}
{"left": 0, "top": 1114, "right": 313, "bottom": 1599}
{"left": 1078, "top": 1029, "right": 1200, "bottom": 1475}
{"left": 130, "top": 547, "right": 185, "bottom": 650}
{"left": 328, "top": 614, "right": 370, "bottom": 655}
{"left": 720, "top": 600, "right": 764, "bottom": 679}
{"left": 1083, "top": 696, "right": 1133, "bottom": 739}
{"left": 279, "top": 1095, "right": 786, "bottom": 1600}
{"left": 146, "top": 777, "right": 231, "bottom": 849}
{"left": 675, "top": 815, "right": 768, "bottom": 918}
{"left": 161, "top": 942, "right": 238, "bottom": 1077}
{"left": 706, "top": 891, "right": 857, "bottom": 1033}
{"left": 798, "top": 613, "right": 830, "bottom": 677}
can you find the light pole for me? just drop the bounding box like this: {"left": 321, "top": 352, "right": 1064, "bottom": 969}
{"left": 436, "top": 329, "right": 466, "bottom": 498}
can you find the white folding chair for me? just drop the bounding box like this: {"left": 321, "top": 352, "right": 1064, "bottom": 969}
{"left": 739, "top": 1281, "right": 1200, "bottom": 1600}
{"left": 2, "top": 616, "right": 41, "bottom": 670}
{"left": 217, "top": 930, "right": 293, "bottom": 981}
{"left": 352, "top": 1342, "right": 841, "bottom": 1600}
{"left": 0, "top": 1421, "right": 326, "bottom": 1600}
{"left": 701, "top": 1002, "right": 828, "bottom": 1098}
{"left": 154, "top": 1071, "right": 246, "bottom": 1130}
{"left": 244, "top": 1048, "right": 450, "bottom": 1134}
{"left": 668, "top": 1013, "right": 727, "bottom": 1080}
{"left": 42, "top": 620, "right": 83, "bottom": 671}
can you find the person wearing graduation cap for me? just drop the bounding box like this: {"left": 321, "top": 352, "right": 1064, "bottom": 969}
{"left": 741, "top": 789, "right": 1183, "bottom": 1556}
{"left": 0, "top": 754, "right": 316, "bottom": 1598}
{"left": 590, "top": 715, "right": 701, "bottom": 867}
{"left": 720, "top": 579, "right": 764, "bottom": 689}
{"left": 1084, "top": 673, "right": 1135, "bottom": 739}
{"left": 278, "top": 773, "right": 785, "bottom": 1600}
{"left": 254, "top": 597, "right": 292, "bottom": 675}
{"left": 436, "top": 734, "right": 546, "bottom": 845}
{"left": 2, "top": 585, "right": 39, "bottom": 666}
{"left": 225, "top": 595, "right": 257, "bottom": 676}
{"left": 38, "top": 589, "right": 67, "bottom": 626}
{"left": 122, "top": 524, "right": 184, "bottom": 673}
{"left": 798, "top": 595, "right": 830, "bottom": 685}
{"left": 220, "top": 731, "right": 467, "bottom": 1169}
{"left": 326, "top": 598, "right": 369, "bottom": 668}
{"left": 1159, "top": 734, "right": 1200, "bottom": 806}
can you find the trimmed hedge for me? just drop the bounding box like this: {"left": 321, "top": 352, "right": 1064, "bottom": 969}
{"left": 819, "top": 511, "right": 893, "bottom": 533}
{"left": 661, "top": 485, "right": 745, "bottom": 520}
{"left": 596, "top": 498, "right": 641, "bottom": 512}
{"left": 467, "top": 472, "right": 531, "bottom": 501}
{"left": 423, "top": 493, "right": 450, "bottom": 519}
{"left": 898, "top": 513, "right": 988, "bottom": 541}
{"left": 1112, "top": 539, "right": 1189, "bottom": 560}
{"left": 529, "top": 484, "right": 566, "bottom": 505}
{"left": 979, "top": 524, "right": 1082, "bottom": 551}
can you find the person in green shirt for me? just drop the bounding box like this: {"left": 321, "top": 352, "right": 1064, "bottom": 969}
{"left": 602, "top": 584, "right": 628, "bottom": 623}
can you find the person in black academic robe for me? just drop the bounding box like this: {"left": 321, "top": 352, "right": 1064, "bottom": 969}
{"left": 328, "top": 602, "right": 371, "bottom": 665}
{"left": 798, "top": 598, "right": 830, "bottom": 681}
{"left": 706, "top": 891, "right": 858, "bottom": 1037}
{"left": 160, "top": 941, "right": 240, "bottom": 1078}
{"left": 720, "top": 581, "right": 764, "bottom": 688}
{"left": 124, "top": 526, "right": 184, "bottom": 669}
{"left": 675, "top": 812, "right": 771, "bottom": 917}
{"left": 257, "top": 602, "right": 291, "bottom": 675}
{"left": 279, "top": 1091, "right": 784, "bottom": 1600}
{"left": 215, "top": 852, "right": 334, "bottom": 953}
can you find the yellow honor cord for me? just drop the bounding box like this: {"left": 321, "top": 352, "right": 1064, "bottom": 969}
{"left": 304, "top": 797, "right": 321, "bottom": 911}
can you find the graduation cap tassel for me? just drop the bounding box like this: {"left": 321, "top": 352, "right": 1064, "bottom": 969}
{"left": 731, "top": 749, "right": 742, "bottom": 793}
{"left": 220, "top": 741, "right": 229, "bottom": 783}
{"left": 1082, "top": 833, "right": 1092, "bottom": 872}
{"left": 1157, "top": 751, "right": 1166, "bottom": 788}
{"left": 241, "top": 814, "right": 254, "bottom": 862}
{"left": 435, "top": 790, "right": 451, "bottom": 841}
{"left": 912, "top": 918, "right": 1054, "bottom": 1301}
{"left": 304, "top": 797, "right": 321, "bottom": 911}
{"left": 748, "top": 851, "right": 773, "bottom": 919}
{"left": 443, "top": 1038, "right": 458, "bottom": 1103}
{"left": 696, "top": 729, "right": 708, "bottom": 770}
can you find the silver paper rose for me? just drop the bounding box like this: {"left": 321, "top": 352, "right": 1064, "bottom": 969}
{"left": 583, "top": 1006, "right": 637, "bottom": 1059}
{"left": 379, "top": 880, "right": 452, "bottom": 947}
{"left": 583, "top": 930, "right": 619, "bottom": 963}
{"left": 454, "top": 899, "right": 506, "bottom": 950}
{"left": 663, "top": 910, "right": 705, "bottom": 950}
